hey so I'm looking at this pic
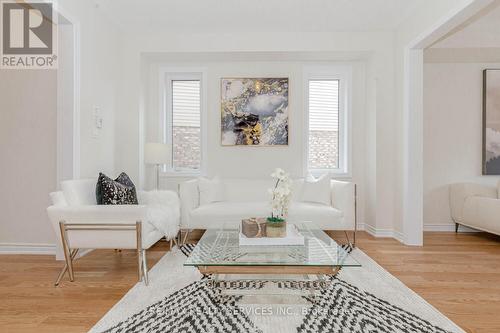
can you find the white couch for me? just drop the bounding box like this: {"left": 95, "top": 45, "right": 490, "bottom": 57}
{"left": 47, "top": 178, "right": 180, "bottom": 285}
{"left": 450, "top": 182, "right": 500, "bottom": 236}
{"left": 179, "top": 178, "right": 356, "bottom": 233}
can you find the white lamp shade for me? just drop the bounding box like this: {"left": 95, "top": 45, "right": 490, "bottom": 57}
{"left": 144, "top": 143, "right": 170, "bottom": 165}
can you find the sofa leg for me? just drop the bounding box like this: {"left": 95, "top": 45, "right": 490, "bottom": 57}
{"left": 142, "top": 250, "right": 148, "bottom": 286}
{"left": 455, "top": 223, "right": 459, "bottom": 233}
{"left": 136, "top": 221, "right": 143, "bottom": 282}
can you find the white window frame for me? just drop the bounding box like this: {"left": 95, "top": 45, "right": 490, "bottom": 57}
{"left": 303, "top": 65, "right": 352, "bottom": 178}
{"left": 159, "top": 67, "right": 207, "bottom": 177}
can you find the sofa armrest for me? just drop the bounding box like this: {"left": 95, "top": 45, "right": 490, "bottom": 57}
{"left": 179, "top": 179, "right": 199, "bottom": 228}
{"left": 46, "top": 205, "right": 151, "bottom": 250}
{"left": 330, "top": 180, "right": 356, "bottom": 230}
{"left": 47, "top": 205, "right": 148, "bottom": 233}
{"left": 449, "top": 183, "right": 497, "bottom": 223}
{"left": 49, "top": 191, "right": 68, "bottom": 207}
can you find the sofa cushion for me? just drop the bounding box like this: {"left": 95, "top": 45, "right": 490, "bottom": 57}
{"left": 463, "top": 196, "right": 500, "bottom": 235}
{"left": 187, "top": 201, "right": 342, "bottom": 229}
{"left": 190, "top": 202, "right": 270, "bottom": 228}
{"left": 61, "top": 179, "right": 97, "bottom": 206}
{"left": 198, "top": 176, "right": 225, "bottom": 205}
{"left": 288, "top": 202, "right": 343, "bottom": 229}
{"left": 497, "top": 180, "right": 500, "bottom": 198}
{"left": 300, "top": 174, "right": 331, "bottom": 206}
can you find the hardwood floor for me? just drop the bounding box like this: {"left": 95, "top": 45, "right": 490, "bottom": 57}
{"left": 0, "top": 231, "right": 499, "bottom": 333}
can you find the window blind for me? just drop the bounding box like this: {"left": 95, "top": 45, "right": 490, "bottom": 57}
{"left": 171, "top": 80, "right": 201, "bottom": 170}
{"left": 308, "top": 80, "right": 339, "bottom": 131}
{"left": 172, "top": 80, "right": 201, "bottom": 128}
{"left": 308, "top": 79, "right": 340, "bottom": 170}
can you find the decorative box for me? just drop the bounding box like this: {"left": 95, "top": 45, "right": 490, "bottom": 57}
{"left": 239, "top": 224, "right": 305, "bottom": 246}
{"left": 241, "top": 217, "right": 267, "bottom": 238}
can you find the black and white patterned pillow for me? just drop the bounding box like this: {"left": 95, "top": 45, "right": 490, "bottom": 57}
{"left": 96, "top": 172, "right": 138, "bottom": 205}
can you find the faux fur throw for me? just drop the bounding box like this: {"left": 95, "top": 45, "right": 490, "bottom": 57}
{"left": 137, "top": 190, "right": 180, "bottom": 240}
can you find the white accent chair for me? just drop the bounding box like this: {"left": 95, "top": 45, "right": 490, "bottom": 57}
{"left": 450, "top": 182, "right": 500, "bottom": 236}
{"left": 47, "top": 179, "right": 180, "bottom": 286}
{"left": 179, "top": 178, "right": 356, "bottom": 244}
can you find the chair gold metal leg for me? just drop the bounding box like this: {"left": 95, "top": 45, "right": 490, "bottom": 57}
{"left": 182, "top": 229, "right": 189, "bottom": 245}
{"left": 142, "top": 249, "right": 148, "bottom": 285}
{"left": 169, "top": 239, "right": 173, "bottom": 248}
{"left": 136, "top": 221, "right": 143, "bottom": 282}
{"left": 59, "top": 221, "right": 75, "bottom": 281}
{"left": 353, "top": 184, "right": 357, "bottom": 248}
{"left": 54, "top": 249, "right": 79, "bottom": 286}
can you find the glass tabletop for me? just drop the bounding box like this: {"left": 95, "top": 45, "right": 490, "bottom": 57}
{"left": 184, "top": 222, "right": 360, "bottom": 267}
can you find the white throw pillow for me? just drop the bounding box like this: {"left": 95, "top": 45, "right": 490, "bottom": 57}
{"left": 198, "top": 176, "right": 225, "bottom": 205}
{"left": 291, "top": 179, "right": 304, "bottom": 202}
{"left": 300, "top": 174, "right": 331, "bottom": 206}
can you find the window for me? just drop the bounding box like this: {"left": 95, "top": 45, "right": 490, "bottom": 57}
{"left": 308, "top": 80, "right": 340, "bottom": 169}
{"left": 305, "top": 67, "right": 350, "bottom": 175}
{"left": 163, "top": 72, "right": 204, "bottom": 174}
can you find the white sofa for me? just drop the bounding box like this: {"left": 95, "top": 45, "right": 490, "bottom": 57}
{"left": 450, "top": 182, "right": 500, "bottom": 236}
{"left": 179, "top": 178, "right": 356, "bottom": 235}
{"left": 47, "top": 178, "right": 180, "bottom": 285}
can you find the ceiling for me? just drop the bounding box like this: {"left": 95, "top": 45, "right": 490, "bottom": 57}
{"left": 432, "top": 1, "right": 500, "bottom": 48}
{"left": 94, "top": 0, "right": 423, "bottom": 34}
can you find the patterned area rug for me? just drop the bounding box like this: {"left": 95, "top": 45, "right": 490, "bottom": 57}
{"left": 90, "top": 246, "right": 464, "bottom": 333}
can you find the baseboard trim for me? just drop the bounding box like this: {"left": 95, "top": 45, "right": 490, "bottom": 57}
{"left": 361, "top": 224, "right": 405, "bottom": 243}
{"left": 0, "top": 243, "right": 56, "bottom": 255}
{"left": 423, "top": 224, "right": 479, "bottom": 232}
{"left": 0, "top": 243, "right": 94, "bottom": 257}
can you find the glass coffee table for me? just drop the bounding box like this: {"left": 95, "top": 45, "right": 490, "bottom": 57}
{"left": 184, "top": 222, "right": 360, "bottom": 300}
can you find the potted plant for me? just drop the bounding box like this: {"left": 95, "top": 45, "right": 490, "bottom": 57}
{"left": 267, "top": 168, "right": 292, "bottom": 237}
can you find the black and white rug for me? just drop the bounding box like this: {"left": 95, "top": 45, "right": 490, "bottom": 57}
{"left": 90, "top": 246, "right": 464, "bottom": 333}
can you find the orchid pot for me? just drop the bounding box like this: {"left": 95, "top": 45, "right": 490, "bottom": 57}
{"left": 266, "top": 217, "right": 287, "bottom": 238}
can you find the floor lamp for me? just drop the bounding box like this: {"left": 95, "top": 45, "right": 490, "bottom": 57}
{"left": 145, "top": 143, "right": 170, "bottom": 190}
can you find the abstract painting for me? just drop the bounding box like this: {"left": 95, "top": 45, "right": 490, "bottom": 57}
{"left": 221, "top": 78, "right": 288, "bottom": 146}
{"left": 483, "top": 69, "right": 500, "bottom": 174}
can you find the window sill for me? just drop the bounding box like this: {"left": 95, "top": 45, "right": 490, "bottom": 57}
{"left": 160, "top": 171, "right": 201, "bottom": 178}
{"left": 308, "top": 169, "right": 351, "bottom": 180}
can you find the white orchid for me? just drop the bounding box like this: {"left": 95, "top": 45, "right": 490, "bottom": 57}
{"left": 271, "top": 168, "right": 287, "bottom": 180}
{"left": 269, "top": 168, "right": 292, "bottom": 220}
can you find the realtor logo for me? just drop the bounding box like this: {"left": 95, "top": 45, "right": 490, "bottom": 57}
{"left": 1, "top": 1, "right": 57, "bottom": 69}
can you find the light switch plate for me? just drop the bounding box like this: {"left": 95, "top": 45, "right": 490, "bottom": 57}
{"left": 92, "top": 105, "right": 103, "bottom": 138}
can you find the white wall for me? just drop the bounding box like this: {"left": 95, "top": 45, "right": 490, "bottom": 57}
{"left": 0, "top": 70, "right": 58, "bottom": 248}
{"left": 58, "top": 0, "right": 119, "bottom": 178}
{"left": 421, "top": 1, "right": 500, "bottom": 230}
{"left": 392, "top": 0, "right": 491, "bottom": 244}
{"left": 114, "top": 32, "right": 396, "bottom": 232}
{"left": 423, "top": 62, "right": 500, "bottom": 230}
{"left": 1, "top": 0, "right": 487, "bottom": 251}
{"left": 0, "top": 0, "right": 120, "bottom": 252}
{"left": 143, "top": 57, "right": 367, "bottom": 224}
